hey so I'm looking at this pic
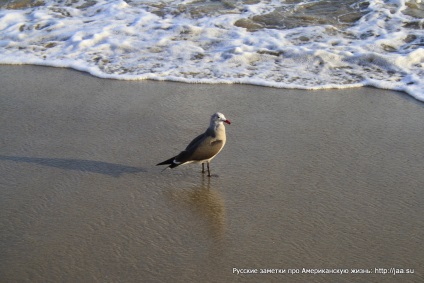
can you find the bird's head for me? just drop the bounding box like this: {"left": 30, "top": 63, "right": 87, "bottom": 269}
{"left": 211, "top": 112, "right": 231, "bottom": 125}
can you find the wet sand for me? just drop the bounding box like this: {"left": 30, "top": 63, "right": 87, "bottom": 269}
{"left": 1, "top": 65, "right": 423, "bottom": 282}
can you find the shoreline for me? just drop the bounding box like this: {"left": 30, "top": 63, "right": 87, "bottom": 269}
{"left": 1, "top": 62, "right": 422, "bottom": 103}
{"left": 1, "top": 65, "right": 423, "bottom": 283}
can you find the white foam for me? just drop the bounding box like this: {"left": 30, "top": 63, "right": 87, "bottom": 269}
{"left": 0, "top": 0, "right": 423, "bottom": 101}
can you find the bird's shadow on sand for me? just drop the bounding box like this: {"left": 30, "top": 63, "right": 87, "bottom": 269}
{"left": 0, "top": 155, "right": 146, "bottom": 177}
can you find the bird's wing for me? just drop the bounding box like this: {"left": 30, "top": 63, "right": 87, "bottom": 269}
{"left": 175, "top": 135, "right": 224, "bottom": 163}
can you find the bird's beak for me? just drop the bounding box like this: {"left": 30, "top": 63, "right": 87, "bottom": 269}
{"left": 225, "top": 119, "right": 231, "bottom": 125}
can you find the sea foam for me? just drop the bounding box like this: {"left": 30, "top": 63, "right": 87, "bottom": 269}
{"left": 0, "top": 0, "right": 423, "bottom": 100}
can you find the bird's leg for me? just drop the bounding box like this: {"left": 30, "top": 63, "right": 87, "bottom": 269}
{"left": 202, "top": 163, "right": 205, "bottom": 174}
{"left": 207, "top": 162, "right": 211, "bottom": 177}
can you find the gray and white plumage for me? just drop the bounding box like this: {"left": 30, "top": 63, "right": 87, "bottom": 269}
{"left": 156, "top": 112, "right": 231, "bottom": 177}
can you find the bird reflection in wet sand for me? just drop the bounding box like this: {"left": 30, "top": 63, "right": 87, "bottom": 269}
{"left": 169, "top": 176, "right": 226, "bottom": 239}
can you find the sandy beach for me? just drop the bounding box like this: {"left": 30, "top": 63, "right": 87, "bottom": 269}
{"left": 1, "top": 65, "right": 423, "bottom": 282}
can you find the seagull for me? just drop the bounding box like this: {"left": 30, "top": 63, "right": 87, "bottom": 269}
{"left": 156, "top": 112, "right": 231, "bottom": 177}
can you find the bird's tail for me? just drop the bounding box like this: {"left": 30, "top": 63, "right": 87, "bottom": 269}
{"left": 157, "top": 157, "right": 181, "bottom": 172}
{"left": 156, "top": 157, "right": 175, "bottom": 166}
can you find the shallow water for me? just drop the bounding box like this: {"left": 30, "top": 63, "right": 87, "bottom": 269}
{"left": 0, "top": 0, "right": 423, "bottom": 100}
{"left": 1, "top": 66, "right": 423, "bottom": 282}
